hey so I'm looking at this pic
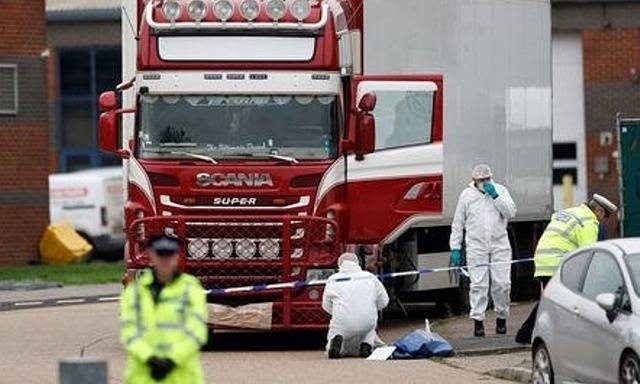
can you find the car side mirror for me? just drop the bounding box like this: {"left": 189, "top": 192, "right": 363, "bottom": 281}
{"left": 354, "top": 92, "right": 377, "bottom": 161}
{"left": 596, "top": 293, "right": 616, "bottom": 311}
{"left": 596, "top": 292, "right": 619, "bottom": 322}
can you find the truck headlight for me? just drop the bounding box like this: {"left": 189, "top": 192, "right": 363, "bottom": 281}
{"left": 266, "top": 0, "right": 286, "bottom": 21}
{"left": 306, "top": 268, "right": 336, "bottom": 281}
{"left": 289, "top": 0, "right": 310, "bottom": 21}
{"left": 211, "top": 239, "right": 233, "bottom": 259}
{"left": 239, "top": 0, "right": 260, "bottom": 21}
{"left": 187, "top": 239, "right": 209, "bottom": 260}
{"left": 162, "top": 0, "right": 182, "bottom": 22}
{"left": 213, "top": 0, "right": 234, "bottom": 21}
{"left": 187, "top": 0, "right": 208, "bottom": 21}
{"left": 136, "top": 210, "right": 146, "bottom": 242}
{"left": 235, "top": 238, "right": 257, "bottom": 259}
{"left": 325, "top": 210, "right": 336, "bottom": 241}
{"left": 259, "top": 239, "right": 280, "bottom": 259}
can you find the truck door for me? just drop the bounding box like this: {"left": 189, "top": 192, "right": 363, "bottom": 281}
{"left": 618, "top": 118, "right": 640, "bottom": 237}
{"left": 345, "top": 76, "right": 444, "bottom": 244}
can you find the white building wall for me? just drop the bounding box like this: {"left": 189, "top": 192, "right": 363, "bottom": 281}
{"left": 552, "top": 33, "right": 587, "bottom": 210}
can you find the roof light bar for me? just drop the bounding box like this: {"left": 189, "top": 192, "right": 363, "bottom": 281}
{"left": 187, "top": 0, "right": 208, "bottom": 21}
{"left": 289, "top": 0, "right": 311, "bottom": 21}
{"left": 266, "top": 0, "right": 287, "bottom": 21}
{"left": 213, "top": 0, "right": 234, "bottom": 21}
{"left": 147, "top": 0, "right": 326, "bottom": 31}
{"left": 162, "top": 0, "right": 182, "bottom": 22}
{"left": 239, "top": 0, "right": 260, "bottom": 21}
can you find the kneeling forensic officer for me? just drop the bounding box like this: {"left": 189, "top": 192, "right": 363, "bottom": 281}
{"left": 322, "top": 253, "right": 389, "bottom": 358}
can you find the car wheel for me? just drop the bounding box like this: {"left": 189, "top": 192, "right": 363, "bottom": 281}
{"left": 620, "top": 352, "right": 640, "bottom": 384}
{"left": 532, "top": 342, "right": 554, "bottom": 384}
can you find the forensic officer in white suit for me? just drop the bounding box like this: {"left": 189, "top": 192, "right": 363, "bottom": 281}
{"left": 322, "top": 253, "right": 389, "bottom": 358}
{"left": 449, "top": 164, "right": 517, "bottom": 337}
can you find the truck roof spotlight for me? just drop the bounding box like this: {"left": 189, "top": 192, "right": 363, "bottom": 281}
{"left": 162, "top": 0, "right": 182, "bottom": 22}
{"left": 289, "top": 0, "right": 310, "bottom": 21}
{"left": 187, "top": 0, "right": 208, "bottom": 21}
{"left": 239, "top": 0, "right": 260, "bottom": 21}
{"left": 213, "top": 0, "right": 234, "bottom": 21}
{"left": 266, "top": 0, "right": 286, "bottom": 21}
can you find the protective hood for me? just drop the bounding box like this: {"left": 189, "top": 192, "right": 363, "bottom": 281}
{"left": 338, "top": 260, "right": 362, "bottom": 273}
{"left": 337, "top": 253, "right": 362, "bottom": 273}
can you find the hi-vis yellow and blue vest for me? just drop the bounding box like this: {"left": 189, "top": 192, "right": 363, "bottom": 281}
{"left": 534, "top": 204, "right": 599, "bottom": 278}
{"left": 120, "top": 270, "right": 208, "bottom": 384}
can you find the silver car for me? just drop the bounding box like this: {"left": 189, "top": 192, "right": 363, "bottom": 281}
{"left": 532, "top": 238, "right": 640, "bottom": 384}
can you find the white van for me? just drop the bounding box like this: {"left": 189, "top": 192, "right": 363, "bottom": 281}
{"left": 49, "top": 167, "right": 125, "bottom": 260}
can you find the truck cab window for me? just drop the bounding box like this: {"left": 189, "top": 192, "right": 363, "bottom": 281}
{"left": 137, "top": 94, "right": 339, "bottom": 161}
{"left": 372, "top": 90, "right": 434, "bottom": 150}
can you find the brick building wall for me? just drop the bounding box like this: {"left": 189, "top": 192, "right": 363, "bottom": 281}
{"left": 0, "top": 0, "right": 49, "bottom": 265}
{"left": 582, "top": 27, "right": 640, "bottom": 236}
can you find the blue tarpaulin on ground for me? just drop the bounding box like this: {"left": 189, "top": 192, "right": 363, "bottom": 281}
{"left": 392, "top": 330, "right": 454, "bottom": 359}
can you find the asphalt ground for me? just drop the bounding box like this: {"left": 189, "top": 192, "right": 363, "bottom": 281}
{"left": 0, "top": 302, "right": 515, "bottom": 384}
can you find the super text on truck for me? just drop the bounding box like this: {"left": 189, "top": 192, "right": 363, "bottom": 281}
{"left": 97, "top": 0, "right": 553, "bottom": 330}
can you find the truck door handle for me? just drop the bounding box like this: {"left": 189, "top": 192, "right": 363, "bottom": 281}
{"left": 572, "top": 307, "right": 580, "bottom": 315}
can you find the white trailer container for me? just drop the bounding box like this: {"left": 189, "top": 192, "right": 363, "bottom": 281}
{"left": 360, "top": 0, "right": 553, "bottom": 302}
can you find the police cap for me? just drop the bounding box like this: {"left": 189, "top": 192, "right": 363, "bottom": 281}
{"left": 592, "top": 193, "right": 618, "bottom": 215}
{"left": 148, "top": 235, "right": 181, "bottom": 256}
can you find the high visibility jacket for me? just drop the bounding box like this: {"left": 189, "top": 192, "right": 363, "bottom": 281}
{"left": 534, "top": 204, "right": 599, "bottom": 278}
{"left": 120, "top": 270, "right": 208, "bottom": 384}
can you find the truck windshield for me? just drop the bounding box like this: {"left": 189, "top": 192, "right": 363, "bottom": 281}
{"left": 137, "top": 94, "right": 339, "bottom": 161}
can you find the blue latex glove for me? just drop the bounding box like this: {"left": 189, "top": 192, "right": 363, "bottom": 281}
{"left": 450, "top": 249, "right": 462, "bottom": 266}
{"left": 483, "top": 182, "right": 499, "bottom": 199}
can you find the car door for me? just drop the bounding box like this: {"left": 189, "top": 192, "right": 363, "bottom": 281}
{"left": 344, "top": 76, "right": 444, "bottom": 244}
{"left": 572, "top": 250, "right": 628, "bottom": 383}
{"left": 550, "top": 250, "right": 593, "bottom": 379}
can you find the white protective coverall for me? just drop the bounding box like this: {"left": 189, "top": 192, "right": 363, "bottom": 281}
{"left": 322, "top": 254, "right": 389, "bottom": 356}
{"left": 449, "top": 182, "right": 517, "bottom": 321}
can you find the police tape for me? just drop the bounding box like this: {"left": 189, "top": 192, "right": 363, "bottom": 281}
{"left": 204, "top": 254, "right": 555, "bottom": 296}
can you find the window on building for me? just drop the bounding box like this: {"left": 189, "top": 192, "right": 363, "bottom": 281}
{"left": 57, "top": 47, "right": 122, "bottom": 172}
{"left": 553, "top": 142, "right": 577, "bottom": 160}
{"left": 0, "top": 64, "right": 18, "bottom": 115}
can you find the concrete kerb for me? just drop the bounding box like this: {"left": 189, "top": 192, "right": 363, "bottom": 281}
{"left": 486, "top": 367, "right": 532, "bottom": 383}
{"left": 452, "top": 344, "right": 530, "bottom": 357}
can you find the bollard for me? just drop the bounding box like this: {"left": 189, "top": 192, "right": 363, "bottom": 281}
{"left": 59, "top": 357, "right": 107, "bottom": 384}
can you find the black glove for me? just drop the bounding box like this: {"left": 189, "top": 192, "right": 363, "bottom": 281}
{"left": 147, "top": 356, "right": 176, "bottom": 381}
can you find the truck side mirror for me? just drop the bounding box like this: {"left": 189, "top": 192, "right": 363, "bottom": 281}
{"left": 354, "top": 92, "right": 377, "bottom": 161}
{"left": 358, "top": 92, "right": 377, "bottom": 113}
{"left": 99, "top": 91, "right": 118, "bottom": 112}
{"left": 355, "top": 114, "right": 375, "bottom": 161}
{"left": 99, "top": 111, "right": 121, "bottom": 155}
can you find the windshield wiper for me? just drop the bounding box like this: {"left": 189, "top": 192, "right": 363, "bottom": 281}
{"left": 265, "top": 154, "right": 299, "bottom": 164}
{"left": 229, "top": 153, "right": 299, "bottom": 164}
{"left": 169, "top": 151, "right": 218, "bottom": 164}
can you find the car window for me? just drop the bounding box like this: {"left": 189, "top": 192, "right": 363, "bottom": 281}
{"left": 561, "top": 251, "right": 592, "bottom": 293}
{"left": 582, "top": 251, "right": 624, "bottom": 301}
